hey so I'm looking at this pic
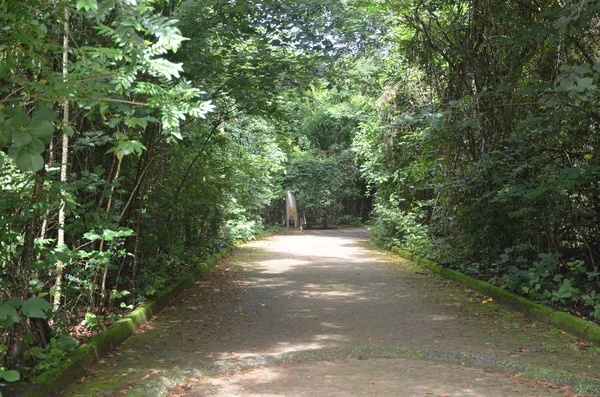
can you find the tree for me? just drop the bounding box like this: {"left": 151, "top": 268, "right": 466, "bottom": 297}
{"left": 354, "top": 0, "right": 600, "bottom": 317}
{"left": 0, "top": 0, "right": 212, "bottom": 373}
{"left": 0, "top": 0, "right": 387, "bottom": 381}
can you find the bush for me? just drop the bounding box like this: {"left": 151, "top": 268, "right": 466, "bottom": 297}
{"left": 371, "top": 196, "right": 434, "bottom": 259}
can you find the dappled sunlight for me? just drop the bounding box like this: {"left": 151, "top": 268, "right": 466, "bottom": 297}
{"left": 62, "top": 229, "right": 585, "bottom": 397}
{"left": 319, "top": 322, "right": 342, "bottom": 329}
{"left": 245, "top": 231, "right": 374, "bottom": 264}
{"left": 312, "top": 334, "right": 348, "bottom": 342}
{"left": 184, "top": 367, "right": 285, "bottom": 397}
{"left": 243, "top": 279, "right": 294, "bottom": 289}
{"left": 254, "top": 258, "right": 312, "bottom": 274}
{"left": 429, "top": 314, "right": 457, "bottom": 321}
{"left": 300, "top": 289, "right": 366, "bottom": 300}
{"left": 268, "top": 341, "right": 330, "bottom": 354}
{"left": 172, "top": 357, "right": 551, "bottom": 397}
{"left": 215, "top": 341, "right": 329, "bottom": 361}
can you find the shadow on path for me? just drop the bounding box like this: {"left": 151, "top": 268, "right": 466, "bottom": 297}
{"left": 63, "top": 228, "right": 600, "bottom": 397}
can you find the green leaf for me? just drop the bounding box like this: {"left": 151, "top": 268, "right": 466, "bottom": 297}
{"left": 31, "top": 106, "right": 57, "bottom": 122}
{"left": 5, "top": 297, "right": 22, "bottom": 309}
{"left": 13, "top": 130, "right": 32, "bottom": 146}
{"left": 30, "top": 346, "right": 46, "bottom": 359}
{"left": 83, "top": 232, "right": 102, "bottom": 241}
{"left": 0, "top": 304, "right": 21, "bottom": 326}
{"left": 578, "top": 77, "right": 593, "bottom": 89}
{"left": 24, "top": 332, "right": 37, "bottom": 343}
{"left": 64, "top": 125, "right": 75, "bottom": 137}
{"left": 0, "top": 127, "right": 10, "bottom": 146}
{"left": 2, "top": 107, "right": 28, "bottom": 127}
{"left": 29, "top": 260, "right": 46, "bottom": 270}
{"left": 28, "top": 136, "right": 46, "bottom": 154}
{"left": 15, "top": 150, "right": 44, "bottom": 172}
{"left": 112, "top": 140, "right": 147, "bottom": 159}
{"left": 0, "top": 370, "right": 20, "bottom": 382}
{"left": 103, "top": 228, "right": 134, "bottom": 241}
{"left": 21, "top": 297, "right": 51, "bottom": 319}
{"left": 76, "top": 0, "right": 98, "bottom": 12}
{"left": 29, "top": 119, "right": 54, "bottom": 144}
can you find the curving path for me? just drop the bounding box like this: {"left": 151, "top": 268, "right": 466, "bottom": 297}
{"left": 63, "top": 228, "right": 600, "bottom": 396}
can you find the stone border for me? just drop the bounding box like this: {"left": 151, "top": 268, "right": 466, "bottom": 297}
{"left": 388, "top": 246, "right": 600, "bottom": 345}
{"left": 20, "top": 229, "right": 280, "bottom": 397}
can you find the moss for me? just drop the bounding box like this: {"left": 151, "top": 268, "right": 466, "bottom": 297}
{"left": 193, "top": 263, "right": 209, "bottom": 280}
{"left": 127, "top": 306, "right": 151, "bottom": 327}
{"left": 550, "top": 311, "right": 593, "bottom": 341}
{"left": 156, "top": 275, "right": 194, "bottom": 303}
{"left": 495, "top": 293, "right": 553, "bottom": 323}
{"left": 586, "top": 321, "right": 600, "bottom": 344}
{"left": 389, "top": 245, "right": 596, "bottom": 341}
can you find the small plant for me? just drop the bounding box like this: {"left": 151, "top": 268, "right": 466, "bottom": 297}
{"left": 550, "top": 279, "right": 580, "bottom": 304}
{"left": 24, "top": 335, "right": 79, "bottom": 372}
{"left": 0, "top": 366, "right": 20, "bottom": 397}
{"left": 0, "top": 368, "right": 20, "bottom": 382}
{"left": 370, "top": 196, "right": 433, "bottom": 259}
{"left": 81, "top": 312, "right": 104, "bottom": 332}
{"left": 581, "top": 291, "right": 600, "bottom": 319}
{"left": 110, "top": 289, "right": 133, "bottom": 311}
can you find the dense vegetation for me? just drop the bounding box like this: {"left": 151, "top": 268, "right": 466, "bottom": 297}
{"left": 0, "top": 0, "right": 373, "bottom": 383}
{"left": 355, "top": 0, "right": 600, "bottom": 322}
{"left": 1, "top": 0, "right": 599, "bottom": 386}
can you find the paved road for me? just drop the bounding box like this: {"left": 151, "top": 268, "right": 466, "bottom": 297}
{"left": 63, "top": 228, "right": 600, "bottom": 396}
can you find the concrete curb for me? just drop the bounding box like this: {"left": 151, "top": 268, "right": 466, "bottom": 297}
{"left": 388, "top": 246, "right": 600, "bottom": 345}
{"left": 24, "top": 232, "right": 277, "bottom": 397}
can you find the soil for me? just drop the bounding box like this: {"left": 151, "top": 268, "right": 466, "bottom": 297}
{"left": 61, "top": 228, "right": 600, "bottom": 397}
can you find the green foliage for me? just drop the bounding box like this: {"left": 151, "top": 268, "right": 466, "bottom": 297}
{"left": 0, "top": 297, "right": 51, "bottom": 329}
{"left": 20, "top": 298, "right": 52, "bottom": 320}
{"left": 369, "top": 195, "right": 433, "bottom": 258}
{"left": 80, "top": 312, "right": 104, "bottom": 332}
{"left": 25, "top": 335, "right": 79, "bottom": 372}
{"left": 0, "top": 369, "right": 20, "bottom": 382}
{"left": 285, "top": 152, "right": 341, "bottom": 217}
{"left": 0, "top": 0, "right": 216, "bottom": 375}
{"left": 351, "top": 0, "right": 600, "bottom": 319}
{"left": 1, "top": 107, "right": 57, "bottom": 172}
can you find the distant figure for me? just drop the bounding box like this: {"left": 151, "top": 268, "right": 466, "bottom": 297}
{"left": 285, "top": 190, "right": 298, "bottom": 228}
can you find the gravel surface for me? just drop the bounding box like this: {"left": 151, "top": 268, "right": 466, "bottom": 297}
{"left": 62, "top": 228, "right": 600, "bottom": 397}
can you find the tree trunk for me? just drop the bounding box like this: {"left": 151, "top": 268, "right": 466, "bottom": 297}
{"left": 7, "top": 178, "right": 42, "bottom": 370}
{"left": 53, "top": 6, "right": 71, "bottom": 311}
{"left": 99, "top": 156, "right": 122, "bottom": 303}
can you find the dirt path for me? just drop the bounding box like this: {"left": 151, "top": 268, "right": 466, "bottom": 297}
{"left": 63, "top": 228, "right": 600, "bottom": 396}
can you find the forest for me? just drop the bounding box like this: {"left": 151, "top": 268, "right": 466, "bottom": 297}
{"left": 1, "top": 0, "right": 599, "bottom": 385}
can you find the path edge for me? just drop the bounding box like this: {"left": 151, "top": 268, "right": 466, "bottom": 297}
{"left": 387, "top": 245, "right": 600, "bottom": 345}
{"left": 22, "top": 232, "right": 275, "bottom": 397}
